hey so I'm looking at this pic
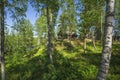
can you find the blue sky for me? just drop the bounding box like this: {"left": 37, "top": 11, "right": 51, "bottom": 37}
{"left": 25, "top": 3, "right": 39, "bottom": 25}
{"left": 6, "top": 3, "right": 39, "bottom": 29}
{"left": 6, "top": 2, "right": 62, "bottom": 32}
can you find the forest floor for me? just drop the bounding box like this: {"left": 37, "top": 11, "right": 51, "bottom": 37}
{"left": 5, "top": 39, "right": 120, "bottom": 80}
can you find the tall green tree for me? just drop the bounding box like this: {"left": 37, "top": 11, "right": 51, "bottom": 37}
{"left": 78, "top": 0, "right": 104, "bottom": 53}
{"left": 30, "top": 0, "right": 59, "bottom": 64}
{"left": 96, "top": 0, "right": 115, "bottom": 79}
{"left": 0, "top": 0, "right": 28, "bottom": 79}
{"left": 4, "top": 19, "right": 34, "bottom": 71}
{"left": 58, "top": 0, "right": 76, "bottom": 40}
{"left": 12, "top": 19, "right": 34, "bottom": 53}
{"left": 113, "top": 0, "right": 120, "bottom": 41}
{"left": 35, "top": 15, "right": 47, "bottom": 45}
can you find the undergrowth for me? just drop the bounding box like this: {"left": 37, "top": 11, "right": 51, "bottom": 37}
{"left": 3, "top": 40, "right": 120, "bottom": 80}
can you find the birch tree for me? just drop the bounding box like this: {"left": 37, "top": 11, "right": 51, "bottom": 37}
{"left": 96, "top": 0, "right": 115, "bottom": 80}
{"left": 30, "top": 0, "right": 59, "bottom": 64}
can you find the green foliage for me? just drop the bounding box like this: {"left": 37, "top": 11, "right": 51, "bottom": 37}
{"left": 4, "top": 40, "right": 120, "bottom": 80}
{"left": 79, "top": 65, "right": 98, "bottom": 80}
{"left": 35, "top": 15, "right": 47, "bottom": 45}
{"left": 11, "top": 18, "right": 34, "bottom": 52}
{"left": 7, "top": 0, "right": 28, "bottom": 20}
{"left": 77, "top": 0, "right": 105, "bottom": 40}
{"left": 2, "top": 0, "right": 120, "bottom": 80}
{"left": 57, "top": 0, "right": 77, "bottom": 36}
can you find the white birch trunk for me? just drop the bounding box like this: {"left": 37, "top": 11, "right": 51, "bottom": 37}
{"left": 46, "top": 7, "right": 53, "bottom": 64}
{"left": 96, "top": 0, "right": 115, "bottom": 80}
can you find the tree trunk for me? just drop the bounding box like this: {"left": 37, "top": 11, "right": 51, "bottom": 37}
{"left": 84, "top": 37, "right": 86, "bottom": 53}
{"left": 37, "top": 37, "right": 40, "bottom": 45}
{"left": 46, "top": 7, "right": 53, "bottom": 64}
{"left": 96, "top": 0, "right": 115, "bottom": 80}
{"left": 0, "top": 0, "right": 5, "bottom": 80}
{"left": 101, "top": 12, "right": 103, "bottom": 46}
{"left": 84, "top": 29, "right": 87, "bottom": 54}
{"left": 96, "top": 27, "right": 101, "bottom": 40}
{"left": 92, "top": 31, "right": 96, "bottom": 50}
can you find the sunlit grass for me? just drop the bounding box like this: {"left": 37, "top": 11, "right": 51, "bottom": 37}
{"left": 4, "top": 40, "right": 120, "bottom": 80}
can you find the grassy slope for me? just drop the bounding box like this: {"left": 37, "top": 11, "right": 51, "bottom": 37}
{"left": 5, "top": 39, "right": 120, "bottom": 80}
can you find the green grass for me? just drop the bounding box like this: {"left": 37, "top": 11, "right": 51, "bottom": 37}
{"left": 4, "top": 40, "right": 120, "bottom": 80}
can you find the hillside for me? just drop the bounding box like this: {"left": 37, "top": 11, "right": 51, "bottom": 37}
{"left": 4, "top": 40, "right": 120, "bottom": 80}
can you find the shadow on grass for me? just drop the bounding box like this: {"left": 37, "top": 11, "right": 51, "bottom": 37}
{"left": 6, "top": 42, "right": 120, "bottom": 80}
{"left": 81, "top": 53, "right": 101, "bottom": 66}
{"left": 63, "top": 41, "right": 74, "bottom": 53}
{"left": 62, "top": 40, "right": 83, "bottom": 53}
{"left": 6, "top": 49, "right": 84, "bottom": 80}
